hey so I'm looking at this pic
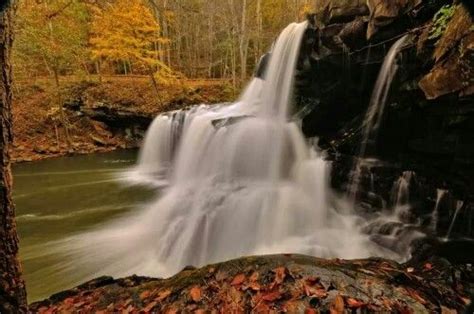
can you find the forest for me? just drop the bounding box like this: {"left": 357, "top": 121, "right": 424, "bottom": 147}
{"left": 1, "top": 0, "right": 474, "bottom": 313}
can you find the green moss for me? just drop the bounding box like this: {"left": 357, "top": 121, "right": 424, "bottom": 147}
{"left": 429, "top": 4, "right": 456, "bottom": 40}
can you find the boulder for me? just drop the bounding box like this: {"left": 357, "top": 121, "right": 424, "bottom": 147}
{"left": 433, "top": 4, "right": 473, "bottom": 62}
{"left": 419, "top": 32, "right": 474, "bottom": 99}
{"left": 314, "top": 0, "right": 368, "bottom": 24}
{"left": 366, "top": 0, "right": 422, "bottom": 39}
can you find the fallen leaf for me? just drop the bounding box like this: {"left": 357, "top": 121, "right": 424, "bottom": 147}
{"left": 248, "top": 282, "right": 261, "bottom": 291}
{"left": 231, "top": 273, "right": 246, "bottom": 286}
{"left": 261, "top": 290, "right": 282, "bottom": 302}
{"left": 249, "top": 271, "right": 259, "bottom": 282}
{"left": 269, "top": 267, "right": 286, "bottom": 289}
{"left": 215, "top": 270, "right": 228, "bottom": 281}
{"left": 156, "top": 289, "right": 172, "bottom": 302}
{"left": 274, "top": 267, "right": 286, "bottom": 284}
{"left": 63, "top": 298, "right": 75, "bottom": 306}
{"left": 441, "top": 306, "right": 457, "bottom": 314}
{"left": 330, "top": 294, "right": 345, "bottom": 314}
{"left": 143, "top": 301, "right": 158, "bottom": 313}
{"left": 140, "top": 290, "right": 151, "bottom": 300}
{"left": 461, "top": 297, "right": 471, "bottom": 305}
{"left": 195, "top": 309, "right": 206, "bottom": 314}
{"left": 304, "top": 284, "right": 328, "bottom": 298}
{"left": 166, "top": 308, "right": 178, "bottom": 314}
{"left": 190, "top": 286, "right": 202, "bottom": 302}
{"left": 254, "top": 301, "right": 272, "bottom": 312}
{"left": 406, "top": 288, "right": 427, "bottom": 305}
{"left": 424, "top": 263, "right": 433, "bottom": 270}
{"left": 346, "top": 297, "right": 365, "bottom": 308}
{"left": 305, "top": 308, "right": 318, "bottom": 314}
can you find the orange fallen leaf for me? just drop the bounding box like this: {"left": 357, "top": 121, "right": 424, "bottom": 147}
{"left": 346, "top": 297, "right": 365, "bottom": 308}
{"left": 269, "top": 267, "right": 286, "bottom": 289}
{"left": 305, "top": 308, "right": 318, "bottom": 314}
{"left": 250, "top": 271, "right": 259, "bottom": 282}
{"left": 261, "top": 290, "right": 282, "bottom": 302}
{"left": 63, "top": 298, "right": 75, "bottom": 306}
{"left": 140, "top": 290, "right": 151, "bottom": 300}
{"left": 330, "top": 294, "right": 345, "bottom": 314}
{"left": 248, "top": 282, "right": 261, "bottom": 291}
{"left": 190, "top": 286, "right": 202, "bottom": 302}
{"left": 406, "top": 288, "right": 427, "bottom": 305}
{"left": 274, "top": 267, "right": 286, "bottom": 284}
{"left": 143, "top": 301, "right": 158, "bottom": 313}
{"left": 156, "top": 289, "right": 172, "bottom": 302}
{"left": 231, "top": 273, "right": 246, "bottom": 286}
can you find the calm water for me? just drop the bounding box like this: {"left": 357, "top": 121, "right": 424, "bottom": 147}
{"left": 13, "top": 150, "right": 154, "bottom": 302}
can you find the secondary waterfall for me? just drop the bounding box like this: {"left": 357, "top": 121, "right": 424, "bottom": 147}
{"left": 53, "top": 22, "right": 400, "bottom": 282}
{"left": 349, "top": 35, "right": 409, "bottom": 200}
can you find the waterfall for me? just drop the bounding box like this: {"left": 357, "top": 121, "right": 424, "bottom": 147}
{"left": 430, "top": 189, "right": 448, "bottom": 232}
{"left": 446, "top": 201, "right": 464, "bottom": 239}
{"left": 349, "top": 35, "right": 409, "bottom": 200}
{"left": 391, "top": 171, "right": 415, "bottom": 219}
{"left": 51, "top": 21, "right": 391, "bottom": 281}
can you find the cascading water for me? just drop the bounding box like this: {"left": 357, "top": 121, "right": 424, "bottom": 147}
{"left": 391, "top": 171, "right": 415, "bottom": 219}
{"left": 50, "top": 22, "right": 403, "bottom": 285}
{"left": 349, "top": 35, "right": 409, "bottom": 200}
{"left": 446, "top": 200, "right": 465, "bottom": 239}
{"left": 430, "top": 189, "right": 448, "bottom": 232}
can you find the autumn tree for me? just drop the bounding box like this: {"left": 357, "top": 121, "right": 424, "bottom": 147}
{"left": 14, "top": 0, "right": 90, "bottom": 148}
{"left": 90, "top": 0, "right": 172, "bottom": 100}
{"left": 0, "top": 0, "right": 28, "bottom": 312}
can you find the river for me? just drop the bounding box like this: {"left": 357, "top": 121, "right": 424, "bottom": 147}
{"left": 13, "top": 150, "right": 154, "bottom": 302}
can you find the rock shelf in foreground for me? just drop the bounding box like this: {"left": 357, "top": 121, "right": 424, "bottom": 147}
{"left": 30, "top": 254, "right": 472, "bottom": 313}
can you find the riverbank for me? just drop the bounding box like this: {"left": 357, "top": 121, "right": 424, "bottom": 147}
{"left": 11, "top": 76, "right": 234, "bottom": 163}
{"left": 30, "top": 254, "right": 472, "bottom": 313}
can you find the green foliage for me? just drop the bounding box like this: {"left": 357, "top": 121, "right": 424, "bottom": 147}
{"left": 13, "top": 1, "right": 90, "bottom": 78}
{"left": 429, "top": 4, "right": 456, "bottom": 40}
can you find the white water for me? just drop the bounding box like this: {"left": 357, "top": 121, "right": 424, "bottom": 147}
{"left": 391, "top": 171, "right": 415, "bottom": 219}
{"left": 349, "top": 35, "right": 409, "bottom": 199}
{"left": 53, "top": 22, "right": 395, "bottom": 282}
{"left": 446, "top": 200, "right": 464, "bottom": 239}
{"left": 431, "top": 189, "right": 448, "bottom": 232}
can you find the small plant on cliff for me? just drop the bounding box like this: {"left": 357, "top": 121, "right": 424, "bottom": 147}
{"left": 429, "top": 4, "right": 456, "bottom": 40}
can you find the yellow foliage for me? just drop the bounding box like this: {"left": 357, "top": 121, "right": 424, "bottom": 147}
{"left": 90, "top": 0, "right": 169, "bottom": 73}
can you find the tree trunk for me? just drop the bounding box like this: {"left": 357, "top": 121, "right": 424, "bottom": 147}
{"left": 0, "top": 1, "right": 28, "bottom": 312}
{"left": 147, "top": 67, "right": 161, "bottom": 104}
{"left": 239, "top": 0, "right": 248, "bottom": 83}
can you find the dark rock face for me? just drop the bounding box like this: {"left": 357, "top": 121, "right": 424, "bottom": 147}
{"left": 296, "top": 0, "right": 474, "bottom": 242}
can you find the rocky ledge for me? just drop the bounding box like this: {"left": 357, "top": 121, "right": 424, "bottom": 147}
{"left": 30, "top": 254, "right": 472, "bottom": 313}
